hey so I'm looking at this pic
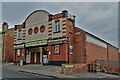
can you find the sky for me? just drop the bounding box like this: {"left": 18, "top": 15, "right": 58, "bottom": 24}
{"left": 1, "top": 2, "right": 119, "bottom": 47}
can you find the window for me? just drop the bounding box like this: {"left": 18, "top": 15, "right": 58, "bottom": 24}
{"left": 40, "top": 25, "right": 45, "bottom": 33}
{"left": 17, "top": 49, "right": 21, "bottom": 56}
{"left": 54, "top": 45, "right": 60, "bottom": 54}
{"left": 17, "top": 29, "right": 22, "bottom": 39}
{"left": 55, "top": 21, "right": 60, "bottom": 32}
{"left": 28, "top": 28, "right": 33, "bottom": 35}
{"left": 34, "top": 26, "right": 39, "bottom": 34}
{"left": 69, "top": 26, "right": 72, "bottom": 34}
{"left": 69, "top": 45, "right": 73, "bottom": 54}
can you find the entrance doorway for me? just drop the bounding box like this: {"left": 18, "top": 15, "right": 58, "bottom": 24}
{"left": 36, "top": 52, "right": 40, "bottom": 64}
{"left": 29, "top": 52, "right": 41, "bottom": 64}
{"left": 30, "top": 52, "right": 35, "bottom": 64}
{"left": 26, "top": 47, "right": 49, "bottom": 64}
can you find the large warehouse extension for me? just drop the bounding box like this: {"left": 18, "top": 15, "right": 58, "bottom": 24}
{"left": 13, "top": 10, "right": 119, "bottom": 72}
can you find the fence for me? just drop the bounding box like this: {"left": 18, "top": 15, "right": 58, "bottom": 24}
{"left": 96, "top": 59, "right": 120, "bottom": 74}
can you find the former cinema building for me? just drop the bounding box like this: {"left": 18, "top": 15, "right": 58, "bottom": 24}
{"left": 13, "top": 10, "right": 119, "bottom": 70}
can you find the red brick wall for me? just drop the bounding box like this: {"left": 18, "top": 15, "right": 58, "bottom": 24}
{"left": 15, "top": 48, "right": 26, "bottom": 62}
{"left": 86, "top": 43, "right": 108, "bottom": 64}
{"left": 49, "top": 44, "right": 69, "bottom": 62}
{"left": 65, "top": 18, "right": 75, "bottom": 63}
{"left": 108, "top": 45, "right": 119, "bottom": 61}
{"left": 61, "top": 63, "right": 88, "bottom": 74}
{"left": 74, "top": 27, "right": 86, "bottom": 63}
{"left": 5, "top": 28, "right": 14, "bottom": 62}
{"left": 85, "top": 36, "right": 108, "bottom": 64}
{"left": 48, "top": 15, "right": 75, "bottom": 63}
{"left": 85, "top": 34, "right": 119, "bottom": 74}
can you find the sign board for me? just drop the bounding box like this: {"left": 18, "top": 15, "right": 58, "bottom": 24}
{"left": 26, "top": 40, "right": 47, "bottom": 47}
{"left": 43, "top": 55, "right": 48, "bottom": 64}
{"left": 48, "top": 37, "right": 68, "bottom": 45}
{"left": 26, "top": 54, "right": 31, "bottom": 63}
{"left": 14, "top": 44, "right": 24, "bottom": 49}
{"left": 64, "top": 64, "right": 74, "bottom": 69}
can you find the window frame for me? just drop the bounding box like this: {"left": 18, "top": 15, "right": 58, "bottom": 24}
{"left": 69, "top": 45, "right": 73, "bottom": 54}
{"left": 54, "top": 45, "right": 60, "bottom": 54}
{"left": 17, "top": 29, "right": 22, "bottom": 40}
{"left": 17, "top": 49, "right": 22, "bottom": 56}
{"left": 55, "top": 20, "right": 60, "bottom": 32}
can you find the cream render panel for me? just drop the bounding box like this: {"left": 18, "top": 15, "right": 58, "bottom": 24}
{"left": 25, "top": 10, "right": 49, "bottom": 27}
{"left": 52, "top": 18, "right": 63, "bottom": 38}
{"left": 25, "top": 22, "right": 48, "bottom": 42}
{"left": 25, "top": 10, "right": 50, "bottom": 42}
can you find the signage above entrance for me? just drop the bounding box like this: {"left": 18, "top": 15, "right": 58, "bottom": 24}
{"left": 48, "top": 37, "right": 68, "bottom": 45}
{"left": 14, "top": 44, "right": 25, "bottom": 49}
{"left": 26, "top": 40, "right": 47, "bottom": 47}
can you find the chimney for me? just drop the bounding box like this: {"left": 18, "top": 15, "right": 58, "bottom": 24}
{"left": 2, "top": 22, "right": 9, "bottom": 32}
{"left": 62, "top": 10, "right": 68, "bottom": 17}
{"left": 48, "top": 14, "right": 53, "bottom": 21}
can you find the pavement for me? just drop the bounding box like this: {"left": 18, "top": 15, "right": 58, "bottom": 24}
{"left": 2, "top": 63, "right": 120, "bottom": 78}
{"left": 3, "top": 63, "right": 76, "bottom": 78}
{"left": 67, "top": 72, "right": 120, "bottom": 78}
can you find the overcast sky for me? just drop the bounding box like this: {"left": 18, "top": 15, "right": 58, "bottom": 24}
{"left": 1, "top": 2, "right": 118, "bottom": 47}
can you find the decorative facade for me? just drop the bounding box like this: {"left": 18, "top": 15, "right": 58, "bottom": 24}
{"left": 13, "top": 10, "right": 119, "bottom": 68}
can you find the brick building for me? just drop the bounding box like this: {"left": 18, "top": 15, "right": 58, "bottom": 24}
{"left": 13, "top": 10, "right": 119, "bottom": 72}
{"left": 0, "top": 32, "right": 3, "bottom": 62}
{"left": 2, "top": 22, "right": 14, "bottom": 62}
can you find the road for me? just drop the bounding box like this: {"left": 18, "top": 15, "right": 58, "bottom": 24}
{"left": 2, "top": 63, "right": 120, "bottom": 79}
{"left": 2, "top": 67, "right": 52, "bottom": 79}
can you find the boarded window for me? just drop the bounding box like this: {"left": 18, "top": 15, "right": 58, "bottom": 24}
{"left": 17, "top": 49, "right": 21, "bottom": 56}
{"left": 54, "top": 45, "right": 60, "bottom": 54}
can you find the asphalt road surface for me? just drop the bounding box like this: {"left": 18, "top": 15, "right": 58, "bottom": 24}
{"left": 2, "top": 67, "right": 52, "bottom": 79}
